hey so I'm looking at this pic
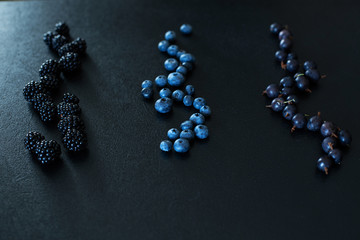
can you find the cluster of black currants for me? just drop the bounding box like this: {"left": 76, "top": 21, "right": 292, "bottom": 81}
{"left": 264, "top": 22, "right": 352, "bottom": 175}
{"left": 23, "top": 22, "right": 88, "bottom": 165}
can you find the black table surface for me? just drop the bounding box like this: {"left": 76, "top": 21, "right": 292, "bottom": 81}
{"left": 1, "top": 0, "right": 360, "bottom": 239}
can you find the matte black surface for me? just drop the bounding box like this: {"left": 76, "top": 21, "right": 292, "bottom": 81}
{"left": 1, "top": 0, "right": 360, "bottom": 239}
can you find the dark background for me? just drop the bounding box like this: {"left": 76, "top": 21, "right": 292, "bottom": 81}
{"left": 0, "top": 0, "right": 359, "bottom": 239}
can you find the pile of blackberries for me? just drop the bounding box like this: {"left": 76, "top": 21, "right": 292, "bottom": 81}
{"left": 264, "top": 23, "right": 352, "bottom": 174}
{"left": 23, "top": 22, "right": 88, "bottom": 165}
{"left": 141, "top": 24, "right": 211, "bottom": 153}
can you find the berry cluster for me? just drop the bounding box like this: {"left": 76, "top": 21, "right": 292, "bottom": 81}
{"left": 141, "top": 24, "right": 211, "bottom": 153}
{"left": 265, "top": 23, "right": 352, "bottom": 174}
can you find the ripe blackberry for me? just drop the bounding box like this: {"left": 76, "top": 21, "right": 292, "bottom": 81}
{"left": 51, "top": 34, "right": 68, "bottom": 51}
{"left": 35, "top": 140, "right": 61, "bottom": 164}
{"left": 23, "top": 81, "right": 47, "bottom": 102}
{"left": 62, "top": 129, "right": 87, "bottom": 152}
{"left": 57, "top": 115, "right": 85, "bottom": 135}
{"left": 39, "top": 74, "right": 62, "bottom": 89}
{"left": 63, "top": 92, "right": 80, "bottom": 104}
{"left": 24, "top": 131, "right": 45, "bottom": 153}
{"left": 58, "top": 41, "right": 80, "bottom": 56}
{"left": 33, "top": 93, "right": 53, "bottom": 112}
{"left": 43, "top": 31, "right": 55, "bottom": 47}
{"left": 57, "top": 102, "right": 81, "bottom": 118}
{"left": 38, "top": 101, "right": 57, "bottom": 122}
{"left": 54, "top": 22, "right": 70, "bottom": 36}
{"left": 59, "top": 52, "right": 81, "bottom": 73}
{"left": 74, "top": 37, "right": 87, "bottom": 54}
{"left": 39, "top": 59, "right": 61, "bottom": 77}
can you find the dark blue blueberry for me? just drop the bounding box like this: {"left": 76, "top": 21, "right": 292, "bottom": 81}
{"left": 317, "top": 156, "right": 332, "bottom": 174}
{"left": 180, "top": 24, "right": 192, "bottom": 35}
{"left": 167, "top": 128, "right": 180, "bottom": 140}
{"left": 270, "top": 23, "right": 283, "bottom": 35}
{"left": 269, "top": 97, "right": 285, "bottom": 112}
{"left": 164, "top": 30, "right": 176, "bottom": 42}
{"left": 180, "top": 120, "right": 194, "bottom": 130}
{"left": 173, "top": 138, "right": 190, "bottom": 153}
{"left": 190, "top": 113, "right": 205, "bottom": 125}
{"left": 141, "top": 80, "right": 153, "bottom": 88}
{"left": 159, "top": 88, "right": 172, "bottom": 98}
{"left": 154, "top": 97, "right": 173, "bottom": 113}
{"left": 183, "top": 95, "right": 194, "bottom": 107}
{"left": 286, "top": 52, "right": 298, "bottom": 60}
{"left": 303, "top": 60, "right": 317, "bottom": 70}
{"left": 307, "top": 113, "right": 323, "bottom": 131}
{"left": 320, "top": 122, "right": 336, "bottom": 137}
{"left": 176, "top": 66, "right": 187, "bottom": 75}
{"left": 193, "top": 97, "right": 206, "bottom": 110}
{"left": 286, "top": 95, "right": 299, "bottom": 104}
{"left": 172, "top": 89, "right": 185, "bottom": 102}
{"left": 155, "top": 75, "right": 167, "bottom": 87}
{"left": 286, "top": 59, "right": 299, "bottom": 73}
{"left": 180, "top": 129, "right": 195, "bottom": 140}
{"left": 278, "top": 29, "right": 292, "bottom": 40}
{"left": 295, "top": 75, "right": 310, "bottom": 91}
{"left": 291, "top": 113, "right": 306, "bottom": 131}
{"left": 280, "top": 87, "right": 294, "bottom": 97}
{"left": 158, "top": 40, "right": 170, "bottom": 52}
{"left": 282, "top": 105, "right": 296, "bottom": 120}
{"left": 200, "top": 105, "right": 211, "bottom": 117}
{"left": 141, "top": 87, "right": 153, "bottom": 99}
{"left": 194, "top": 125, "right": 209, "bottom": 139}
{"left": 280, "top": 76, "right": 294, "bottom": 88}
{"left": 164, "top": 58, "right": 179, "bottom": 71}
{"left": 305, "top": 69, "right": 321, "bottom": 83}
{"left": 279, "top": 38, "right": 292, "bottom": 50}
{"left": 176, "top": 50, "right": 186, "bottom": 58}
{"left": 322, "top": 137, "right": 337, "bottom": 154}
{"left": 160, "top": 140, "right": 172, "bottom": 152}
{"left": 338, "top": 130, "right": 352, "bottom": 146}
{"left": 329, "top": 149, "right": 343, "bottom": 164}
{"left": 167, "top": 45, "right": 179, "bottom": 56}
{"left": 185, "top": 85, "right": 195, "bottom": 95}
{"left": 179, "top": 53, "right": 195, "bottom": 63}
{"left": 167, "top": 72, "right": 185, "bottom": 87}
{"left": 264, "top": 83, "right": 279, "bottom": 98}
{"left": 275, "top": 50, "right": 287, "bottom": 62}
{"left": 182, "top": 62, "right": 193, "bottom": 71}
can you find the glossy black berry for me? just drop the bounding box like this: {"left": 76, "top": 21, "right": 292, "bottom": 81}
{"left": 39, "top": 59, "right": 61, "bottom": 77}
{"left": 39, "top": 74, "right": 61, "bottom": 89}
{"left": 291, "top": 113, "right": 306, "bottom": 132}
{"left": 35, "top": 140, "right": 61, "bottom": 165}
{"left": 62, "top": 129, "right": 88, "bottom": 152}
{"left": 280, "top": 76, "right": 294, "bottom": 88}
{"left": 305, "top": 69, "right": 321, "bottom": 83}
{"left": 286, "top": 52, "right": 298, "bottom": 60}
{"left": 295, "top": 75, "right": 310, "bottom": 91}
{"left": 57, "top": 115, "right": 85, "bottom": 135}
{"left": 54, "top": 22, "right": 69, "bottom": 36}
{"left": 269, "top": 97, "right": 285, "bottom": 112}
{"left": 263, "top": 84, "right": 279, "bottom": 98}
{"left": 303, "top": 60, "right": 317, "bottom": 71}
{"left": 275, "top": 50, "right": 287, "bottom": 62}
{"left": 38, "top": 101, "right": 57, "bottom": 122}
{"left": 329, "top": 149, "right": 343, "bottom": 164}
{"left": 23, "top": 81, "right": 47, "bottom": 102}
{"left": 286, "top": 95, "right": 299, "bottom": 104}
{"left": 317, "top": 156, "right": 332, "bottom": 174}
{"left": 24, "top": 131, "right": 45, "bottom": 153}
{"left": 59, "top": 52, "right": 81, "bottom": 73}
{"left": 33, "top": 93, "right": 53, "bottom": 112}
{"left": 270, "top": 23, "right": 283, "bottom": 35}
{"left": 51, "top": 34, "right": 68, "bottom": 51}
{"left": 279, "top": 38, "right": 292, "bottom": 50}
{"left": 307, "top": 113, "right": 323, "bottom": 131}
{"left": 58, "top": 38, "right": 87, "bottom": 56}
{"left": 278, "top": 29, "right": 292, "bottom": 40}
{"left": 63, "top": 93, "right": 80, "bottom": 104}
{"left": 285, "top": 59, "right": 299, "bottom": 73}
{"left": 320, "top": 122, "right": 336, "bottom": 137}
{"left": 338, "top": 129, "right": 352, "bottom": 146}
{"left": 322, "top": 137, "right": 337, "bottom": 154}
{"left": 282, "top": 105, "right": 296, "bottom": 120}
{"left": 57, "top": 102, "right": 81, "bottom": 118}
{"left": 280, "top": 87, "right": 294, "bottom": 97}
{"left": 74, "top": 37, "right": 87, "bottom": 54}
{"left": 43, "top": 31, "right": 55, "bottom": 47}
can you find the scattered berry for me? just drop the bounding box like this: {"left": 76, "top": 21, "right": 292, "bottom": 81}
{"left": 338, "top": 129, "right": 352, "bottom": 146}
{"left": 167, "top": 128, "right": 180, "bottom": 140}
{"left": 190, "top": 113, "right": 205, "bottom": 125}
{"left": 291, "top": 113, "right": 306, "bottom": 132}
{"left": 263, "top": 84, "right": 279, "bottom": 98}
{"left": 278, "top": 29, "right": 292, "bottom": 40}
{"left": 57, "top": 102, "right": 81, "bottom": 118}
{"left": 303, "top": 60, "right": 317, "bottom": 71}
{"left": 164, "top": 31, "right": 176, "bottom": 42}
{"left": 51, "top": 34, "right": 68, "bottom": 51}
{"left": 185, "top": 85, "right": 195, "bottom": 95}
{"left": 279, "top": 38, "right": 292, "bottom": 50}
{"left": 141, "top": 87, "right": 153, "bottom": 99}
{"left": 180, "top": 24, "right": 192, "bottom": 35}
{"left": 329, "top": 149, "right": 343, "bottom": 164}
{"left": 200, "top": 105, "right": 211, "bottom": 117}
{"left": 194, "top": 125, "right": 209, "bottom": 139}
{"left": 40, "top": 74, "right": 61, "bottom": 89}
{"left": 59, "top": 52, "right": 81, "bottom": 73}
{"left": 57, "top": 115, "right": 85, "bottom": 135}
{"left": 159, "top": 88, "right": 172, "bottom": 98}
{"left": 62, "top": 129, "right": 88, "bottom": 152}
{"left": 158, "top": 40, "right": 170, "bottom": 52}
{"left": 322, "top": 137, "right": 337, "bottom": 154}
{"left": 180, "top": 129, "right": 195, "bottom": 140}
{"left": 39, "top": 59, "right": 60, "bottom": 77}
{"left": 282, "top": 105, "right": 296, "bottom": 120}
{"left": 176, "top": 66, "right": 187, "bottom": 75}
{"left": 154, "top": 97, "right": 173, "bottom": 113}
{"left": 167, "top": 45, "right": 179, "bottom": 56}
{"left": 173, "top": 138, "right": 190, "bottom": 153}
{"left": 35, "top": 140, "right": 61, "bottom": 164}
{"left": 183, "top": 95, "right": 194, "bottom": 107}
{"left": 307, "top": 113, "right": 323, "bottom": 131}
{"left": 268, "top": 97, "right": 285, "bottom": 112}
{"left": 155, "top": 75, "right": 167, "bottom": 87}
{"left": 164, "top": 58, "right": 179, "bottom": 71}
{"left": 141, "top": 80, "right": 153, "bottom": 88}
{"left": 54, "top": 22, "right": 69, "bottom": 36}
{"left": 160, "top": 140, "right": 172, "bottom": 152}
{"left": 275, "top": 50, "right": 287, "bottom": 62}
{"left": 320, "top": 122, "right": 336, "bottom": 137}
{"left": 280, "top": 76, "right": 294, "bottom": 88}
{"left": 180, "top": 120, "right": 194, "bottom": 130}
{"left": 193, "top": 97, "right": 206, "bottom": 110}
{"left": 317, "top": 156, "right": 332, "bottom": 174}
{"left": 24, "top": 131, "right": 45, "bottom": 153}
{"left": 39, "top": 101, "right": 57, "bottom": 122}
{"left": 179, "top": 53, "right": 195, "bottom": 63}
{"left": 167, "top": 72, "right": 185, "bottom": 87}
{"left": 172, "top": 89, "right": 185, "bottom": 102}
{"left": 63, "top": 93, "right": 80, "bottom": 104}
{"left": 285, "top": 59, "right": 299, "bottom": 73}
{"left": 305, "top": 69, "right": 321, "bottom": 83}
{"left": 33, "top": 93, "right": 53, "bottom": 112}
{"left": 270, "top": 23, "right": 283, "bottom": 35}
{"left": 43, "top": 31, "right": 55, "bottom": 47}
{"left": 23, "top": 81, "right": 47, "bottom": 102}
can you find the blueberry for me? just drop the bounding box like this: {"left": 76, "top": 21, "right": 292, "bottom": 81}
{"left": 307, "top": 113, "right": 323, "bottom": 131}
{"left": 164, "top": 58, "right": 179, "bottom": 71}
{"left": 305, "top": 69, "right": 321, "bottom": 83}
{"left": 185, "top": 85, "right": 195, "bottom": 95}
{"left": 180, "top": 24, "right": 192, "bottom": 35}
{"left": 176, "top": 66, "right": 188, "bottom": 75}
{"left": 154, "top": 97, "right": 173, "bottom": 113}
{"left": 180, "top": 120, "right": 194, "bottom": 130}
{"left": 190, "top": 113, "right": 205, "bottom": 125}
{"left": 317, "top": 156, "right": 332, "bottom": 174}
{"left": 286, "top": 95, "right": 299, "bottom": 104}
{"left": 159, "top": 88, "right": 172, "bottom": 98}
{"left": 275, "top": 50, "right": 287, "bottom": 62}
{"left": 167, "top": 72, "right": 185, "bottom": 87}
{"left": 155, "top": 75, "right": 167, "bottom": 87}
{"left": 193, "top": 97, "right": 206, "bottom": 110}
{"left": 200, "top": 105, "right": 211, "bottom": 117}
{"left": 172, "top": 89, "right": 185, "bottom": 102}
{"left": 194, "top": 125, "right": 209, "bottom": 139}
{"left": 279, "top": 38, "right": 292, "bottom": 50}
{"left": 320, "top": 122, "right": 336, "bottom": 137}
{"left": 295, "top": 75, "right": 310, "bottom": 91}
{"left": 173, "top": 138, "right": 190, "bottom": 153}
{"left": 286, "top": 59, "right": 299, "bottom": 73}
{"left": 167, "top": 45, "right": 179, "bottom": 56}
{"left": 176, "top": 50, "right": 186, "bottom": 58}
{"left": 264, "top": 83, "right": 279, "bottom": 98}
{"left": 282, "top": 105, "right": 296, "bottom": 120}
{"left": 286, "top": 52, "right": 298, "bottom": 60}
{"left": 269, "top": 97, "right": 285, "bottom": 112}
{"left": 141, "top": 87, "right": 153, "bottom": 99}
{"left": 280, "top": 87, "right": 294, "bottom": 97}
{"left": 158, "top": 40, "right": 170, "bottom": 52}
{"left": 180, "top": 129, "right": 195, "bottom": 140}
{"left": 303, "top": 60, "right": 317, "bottom": 71}
{"left": 167, "top": 128, "right": 180, "bottom": 140}
{"left": 141, "top": 80, "right": 153, "bottom": 88}
{"left": 322, "top": 137, "right": 337, "bottom": 154}
{"left": 278, "top": 29, "right": 292, "bottom": 40}
{"left": 183, "top": 95, "right": 194, "bottom": 107}
{"left": 338, "top": 129, "right": 352, "bottom": 146}
{"left": 270, "top": 23, "right": 283, "bottom": 35}
{"left": 280, "top": 76, "right": 294, "bottom": 88}
{"left": 164, "top": 30, "right": 176, "bottom": 42}
{"left": 179, "top": 53, "right": 195, "bottom": 63}
{"left": 160, "top": 140, "right": 172, "bottom": 152}
{"left": 329, "top": 149, "right": 343, "bottom": 164}
{"left": 182, "top": 62, "right": 193, "bottom": 71}
{"left": 291, "top": 113, "right": 306, "bottom": 131}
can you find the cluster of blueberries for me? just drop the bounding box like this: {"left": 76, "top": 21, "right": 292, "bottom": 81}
{"left": 264, "top": 22, "right": 352, "bottom": 175}
{"left": 23, "top": 22, "right": 88, "bottom": 165}
{"left": 141, "top": 24, "right": 211, "bottom": 153}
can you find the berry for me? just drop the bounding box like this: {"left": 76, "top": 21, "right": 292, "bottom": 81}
{"left": 179, "top": 53, "right": 195, "bottom": 63}
{"left": 291, "top": 113, "right": 306, "bottom": 131}
{"left": 63, "top": 93, "right": 80, "bottom": 104}
{"left": 190, "top": 112, "right": 205, "bottom": 125}
{"left": 155, "top": 75, "right": 167, "bottom": 87}
{"left": 173, "top": 138, "right": 190, "bottom": 153}
{"left": 275, "top": 50, "right": 287, "bottom": 62}
{"left": 73, "top": 37, "right": 87, "bottom": 55}
{"left": 286, "top": 95, "right": 299, "bottom": 104}
{"left": 51, "top": 34, "right": 68, "bottom": 51}
{"left": 43, "top": 31, "right": 55, "bottom": 47}
{"left": 183, "top": 95, "right": 194, "bottom": 107}
{"left": 307, "top": 113, "right": 323, "bottom": 131}
{"left": 159, "top": 88, "right": 172, "bottom": 98}
{"left": 268, "top": 97, "right": 285, "bottom": 112}
{"left": 154, "top": 97, "right": 173, "bottom": 113}
{"left": 185, "top": 85, "right": 195, "bottom": 95}
{"left": 338, "top": 130, "right": 352, "bottom": 146}
{"left": 320, "top": 122, "right": 336, "bottom": 137}
{"left": 58, "top": 41, "right": 80, "bottom": 56}
{"left": 194, "top": 125, "right": 209, "bottom": 139}
{"left": 40, "top": 74, "right": 61, "bottom": 89}
{"left": 160, "top": 140, "right": 172, "bottom": 152}
{"left": 176, "top": 50, "right": 186, "bottom": 58}
{"left": 180, "top": 129, "right": 195, "bottom": 140}
{"left": 176, "top": 66, "right": 187, "bottom": 75}
{"left": 285, "top": 59, "right": 299, "bottom": 73}
{"left": 295, "top": 75, "right": 310, "bottom": 91}
{"left": 278, "top": 29, "right": 292, "bottom": 40}
{"left": 164, "top": 58, "right": 179, "bottom": 71}
{"left": 23, "top": 81, "right": 47, "bottom": 102}
{"left": 280, "top": 87, "right": 294, "bottom": 97}
{"left": 172, "top": 89, "right": 185, "bottom": 102}
{"left": 305, "top": 69, "right": 321, "bottom": 83}
{"left": 158, "top": 40, "right": 170, "bottom": 52}
{"left": 57, "top": 102, "right": 81, "bottom": 118}
{"left": 280, "top": 76, "right": 294, "bottom": 88}
{"left": 54, "top": 22, "right": 69, "bottom": 36}
{"left": 39, "top": 101, "right": 57, "bottom": 122}
{"left": 24, "top": 131, "right": 45, "bottom": 153}
{"left": 39, "top": 59, "right": 60, "bottom": 77}
{"left": 193, "top": 97, "right": 206, "bottom": 110}
{"left": 303, "top": 60, "right": 317, "bottom": 71}
{"left": 279, "top": 38, "right": 292, "bottom": 50}
{"left": 167, "top": 128, "right": 180, "bottom": 140}
{"left": 200, "top": 105, "right": 211, "bottom": 117}
{"left": 141, "top": 87, "right": 153, "bottom": 99}
{"left": 141, "top": 80, "right": 153, "bottom": 88}
{"left": 270, "top": 23, "right": 283, "bottom": 35}
{"left": 317, "top": 156, "right": 332, "bottom": 174}
{"left": 180, "top": 24, "right": 192, "bottom": 35}
{"left": 57, "top": 115, "right": 85, "bottom": 135}
{"left": 33, "top": 93, "right": 53, "bottom": 112}
{"left": 167, "top": 45, "right": 179, "bottom": 56}
{"left": 263, "top": 84, "right": 279, "bottom": 98}
{"left": 182, "top": 62, "right": 193, "bottom": 71}
{"left": 62, "top": 129, "right": 87, "bottom": 152}
{"left": 164, "top": 31, "right": 176, "bottom": 42}
{"left": 322, "top": 137, "right": 337, "bottom": 154}
{"left": 282, "top": 105, "right": 296, "bottom": 120}
{"left": 59, "top": 52, "right": 81, "bottom": 73}
{"left": 286, "top": 52, "right": 298, "bottom": 60}
{"left": 180, "top": 120, "right": 193, "bottom": 130}
{"left": 329, "top": 149, "right": 343, "bottom": 164}
{"left": 35, "top": 140, "right": 61, "bottom": 164}
{"left": 167, "top": 72, "right": 185, "bottom": 87}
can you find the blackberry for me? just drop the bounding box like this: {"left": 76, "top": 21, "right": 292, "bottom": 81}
{"left": 39, "top": 59, "right": 61, "bottom": 77}
{"left": 63, "top": 92, "right": 80, "bottom": 104}
{"left": 74, "top": 37, "right": 87, "bottom": 54}
{"left": 33, "top": 93, "right": 53, "bottom": 112}
{"left": 57, "top": 102, "right": 81, "bottom": 118}
{"left": 35, "top": 140, "right": 61, "bottom": 164}
{"left": 57, "top": 115, "right": 85, "bottom": 135}
{"left": 62, "top": 129, "right": 87, "bottom": 152}
{"left": 59, "top": 52, "right": 81, "bottom": 73}
{"left": 38, "top": 101, "right": 57, "bottom": 122}
{"left": 23, "top": 81, "right": 47, "bottom": 102}
{"left": 39, "top": 74, "right": 62, "bottom": 89}
{"left": 51, "top": 34, "right": 68, "bottom": 51}
{"left": 54, "top": 22, "right": 70, "bottom": 36}
{"left": 24, "top": 131, "right": 45, "bottom": 153}
{"left": 58, "top": 41, "right": 80, "bottom": 56}
{"left": 43, "top": 31, "right": 55, "bottom": 47}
